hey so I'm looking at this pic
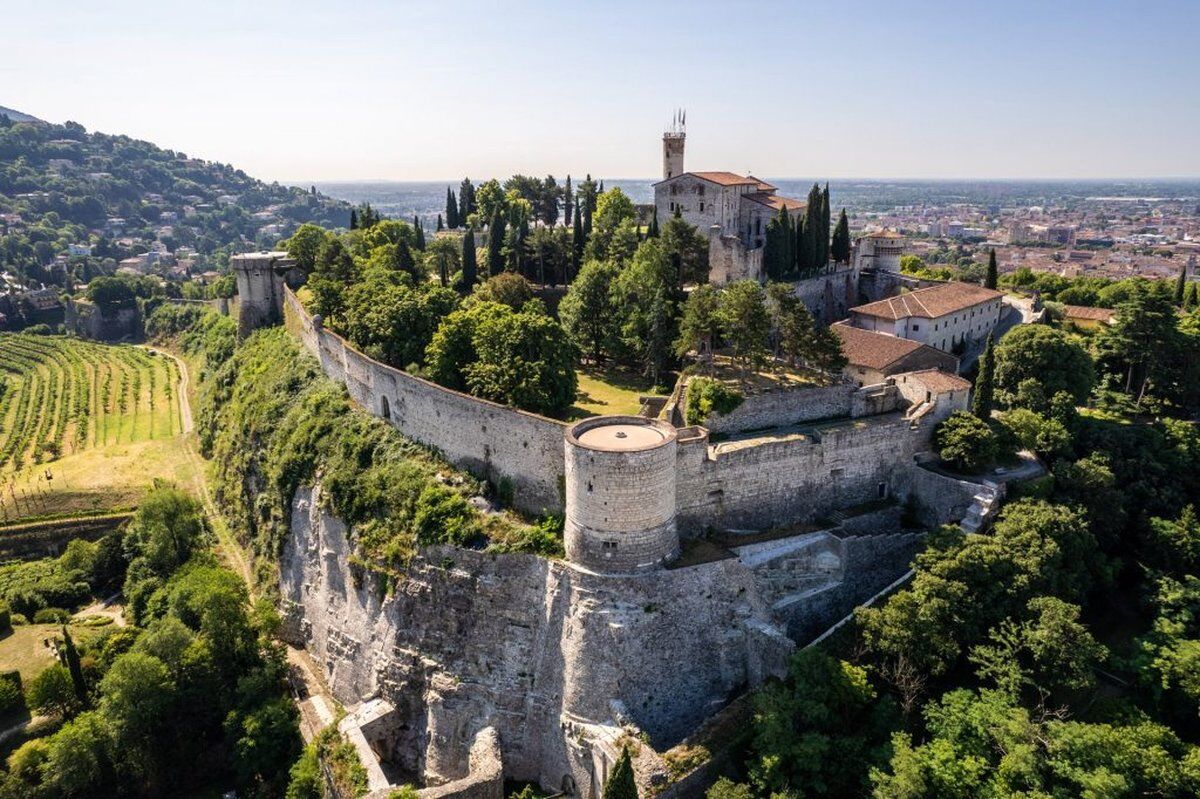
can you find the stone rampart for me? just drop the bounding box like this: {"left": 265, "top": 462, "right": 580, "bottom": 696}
{"left": 676, "top": 412, "right": 934, "bottom": 532}
{"left": 279, "top": 485, "right": 793, "bottom": 796}
{"left": 284, "top": 288, "right": 566, "bottom": 514}
{"left": 695, "top": 380, "right": 903, "bottom": 436}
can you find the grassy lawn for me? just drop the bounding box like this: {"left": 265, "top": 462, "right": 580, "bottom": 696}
{"left": 0, "top": 623, "right": 106, "bottom": 684}
{"left": 569, "top": 366, "right": 668, "bottom": 420}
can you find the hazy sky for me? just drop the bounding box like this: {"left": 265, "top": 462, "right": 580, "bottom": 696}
{"left": 3, "top": 0, "right": 1198, "bottom": 182}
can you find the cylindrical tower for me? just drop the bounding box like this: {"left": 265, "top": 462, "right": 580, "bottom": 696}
{"left": 564, "top": 416, "right": 679, "bottom": 573}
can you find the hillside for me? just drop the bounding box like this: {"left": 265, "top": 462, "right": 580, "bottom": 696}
{"left": 0, "top": 106, "right": 42, "bottom": 124}
{"left": 0, "top": 106, "right": 349, "bottom": 297}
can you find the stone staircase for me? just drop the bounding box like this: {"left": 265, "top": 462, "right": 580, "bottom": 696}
{"left": 960, "top": 481, "right": 1002, "bottom": 533}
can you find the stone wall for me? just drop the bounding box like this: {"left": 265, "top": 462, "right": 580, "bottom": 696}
{"left": 908, "top": 461, "right": 987, "bottom": 527}
{"left": 675, "top": 410, "right": 934, "bottom": 533}
{"left": 788, "top": 266, "right": 860, "bottom": 325}
{"left": 284, "top": 288, "right": 567, "bottom": 514}
{"left": 695, "top": 380, "right": 906, "bottom": 436}
{"left": 64, "top": 298, "right": 141, "bottom": 342}
{"left": 279, "top": 486, "right": 793, "bottom": 796}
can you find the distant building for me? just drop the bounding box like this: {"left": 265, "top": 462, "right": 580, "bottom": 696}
{"left": 1061, "top": 304, "right": 1117, "bottom": 331}
{"left": 832, "top": 323, "right": 960, "bottom": 385}
{"left": 848, "top": 282, "right": 1003, "bottom": 353}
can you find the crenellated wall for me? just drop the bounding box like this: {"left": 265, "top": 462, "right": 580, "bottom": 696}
{"left": 285, "top": 288, "right": 567, "bottom": 515}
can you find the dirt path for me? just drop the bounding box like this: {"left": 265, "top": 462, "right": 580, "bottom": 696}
{"left": 165, "top": 348, "right": 334, "bottom": 740}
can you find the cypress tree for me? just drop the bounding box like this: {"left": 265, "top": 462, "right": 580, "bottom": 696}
{"left": 461, "top": 228, "right": 478, "bottom": 290}
{"left": 563, "top": 175, "right": 573, "bottom": 227}
{"left": 446, "top": 187, "right": 459, "bottom": 229}
{"left": 602, "top": 747, "right": 638, "bottom": 799}
{"left": 820, "top": 183, "right": 831, "bottom": 268}
{"left": 802, "top": 183, "right": 822, "bottom": 275}
{"left": 763, "top": 210, "right": 787, "bottom": 280}
{"left": 487, "top": 211, "right": 507, "bottom": 276}
{"left": 794, "top": 215, "right": 807, "bottom": 275}
{"left": 648, "top": 210, "right": 660, "bottom": 238}
{"left": 436, "top": 214, "right": 444, "bottom": 232}
{"left": 460, "top": 178, "right": 475, "bottom": 222}
{"left": 972, "top": 334, "right": 996, "bottom": 420}
{"left": 571, "top": 204, "right": 584, "bottom": 281}
{"left": 985, "top": 249, "right": 998, "bottom": 290}
{"left": 349, "top": 208, "right": 358, "bottom": 230}
{"left": 414, "top": 215, "right": 426, "bottom": 249}
{"left": 1186, "top": 281, "right": 1199, "bottom": 310}
{"left": 599, "top": 179, "right": 605, "bottom": 194}
{"left": 62, "top": 625, "right": 87, "bottom": 705}
{"left": 831, "top": 209, "right": 851, "bottom": 263}
{"left": 1174, "top": 265, "right": 1187, "bottom": 306}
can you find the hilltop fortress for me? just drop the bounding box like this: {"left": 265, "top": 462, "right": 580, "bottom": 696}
{"left": 231, "top": 190, "right": 994, "bottom": 798}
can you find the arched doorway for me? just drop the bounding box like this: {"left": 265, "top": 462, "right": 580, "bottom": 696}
{"left": 380, "top": 395, "right": 391, "bottom": 420}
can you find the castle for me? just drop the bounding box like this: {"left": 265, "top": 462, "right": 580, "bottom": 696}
{"left": 232, "top": 249, "right": 995, "bottom": 799}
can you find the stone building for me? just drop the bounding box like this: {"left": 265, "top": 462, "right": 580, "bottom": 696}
{"left": 848, "top": 282, "right": 1003, "bottom": 353}
{"left": 852, "top": 229, "right": 906, "bottom": 272}
{"left": 832, "top": 322, "right": 960, "bottom": 385}
{"left": 651, "top": 123, "right": 806, "bottom": 285}
{"left": 230, "top": 250, "right": 299, "bottom": 338}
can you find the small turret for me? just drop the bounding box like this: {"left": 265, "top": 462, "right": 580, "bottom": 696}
{"left": 230, "top": 250, "right": 297, "bottom": 338}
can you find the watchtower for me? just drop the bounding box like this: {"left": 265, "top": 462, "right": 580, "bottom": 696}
{"left": 663, "top": 109, "right": 686, "bottom": 180}
{"left": 564, "top": 416, "right": 680, "bottom": 573}
{"left": 230, "top": 251, "right": 297, "bottom": 338}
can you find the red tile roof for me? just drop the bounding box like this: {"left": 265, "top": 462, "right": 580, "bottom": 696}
{"left": 1062, "top": 305, "right": 1116, "bottom": 322}
{"left": 832, "top": 324, "right": 931, "bottom": 370}
{"left": 686, "top": 171, "right": 760, "bottom": 186}
{"left": 850, "top": 282, "right": 1003, "bottom": 321}
{"left": 902, "top": 369, "right": 972, "bottom": 393}
{"left": 742, "top": 192, "right": 806, "bottom": 212}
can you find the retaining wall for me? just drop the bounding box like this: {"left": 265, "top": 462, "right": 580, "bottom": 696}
{"left": 284, "top": 288, "right": 566, "bottom": 514}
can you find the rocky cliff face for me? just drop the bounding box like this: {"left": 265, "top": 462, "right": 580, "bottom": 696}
{"left": 278, "top": 486, "right": 795, "bottom": 795}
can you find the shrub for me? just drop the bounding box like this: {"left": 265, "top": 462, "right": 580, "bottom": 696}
{"left": 0, "top": 600, "right": 10, "bottom": 635}
{"left": 0, "top": 669, "right": 25, "bottom": 716}
{"left": 33, "top": 608, "right": 71, "bottom": 624}
{"left": 686, "top": 377, "right": 744, "bottom": 425}
{"left": 935, "top": 411, "right": 999, "bottom": 474}
{"left": 1000, "top": 408, "right": 1072, "bottom": 460}
{"left": 413, "top": 485, "right": 479, "bottom": 546}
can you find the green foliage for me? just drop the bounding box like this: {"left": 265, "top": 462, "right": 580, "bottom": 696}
{"left": 999, "top": 408, "right": 1072, "bottom": 460}
{"left": 717, "top": 280, "right": 771, "bottom": 372}
{"left": 470, "top": 272, "right": 534, "bottom": 310}
{"left": 993, "top": 325, "right": 1094, "bottom": 406}
{"left": 685, "top": 377, "right": 743, "bottom": 425}
{"left": 934, "top": 411, "right": 999, "bottom": 474}
{"left": 749, "top": 649, "right": 897, "bottom": 796}
{"left": 560, "top": 260, "right": 618, "bottom": 363}
{"left": 25, "top": 664, "right": 80, "bottom": 718}
{"left": 0, "top": 669, "right": 24, "bottom": 716}
{"left": 602, "top": 746, "right": 638, "bottom": 799}
{"left": 0, "top": 557, "right": 91, "bottom": 617}
{"left": 0, "top": 601, "right": 9, "bottom": 635}
{"left": 340, "top": 270, "right": 459, "bottom": 369}
{"left": 286, "top": 743, "right": 322, "bottom": 799}
{"left": 971, "top": 334, "right": 995, "bottom": 419}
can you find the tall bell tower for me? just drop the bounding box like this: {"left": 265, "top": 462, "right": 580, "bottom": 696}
{"left": 662, "top": 109, "right": 686, "bottom": 180}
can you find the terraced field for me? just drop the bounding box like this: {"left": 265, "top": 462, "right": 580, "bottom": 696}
{"left": 0, "top": 334, "right": 194, "bottom": 522}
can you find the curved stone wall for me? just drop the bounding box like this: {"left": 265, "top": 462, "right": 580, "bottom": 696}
{"left": 564, "top": 416, "right": 679, "bottom": 572}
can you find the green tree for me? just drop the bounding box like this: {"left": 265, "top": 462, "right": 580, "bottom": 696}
{"left": 659, "top": 214, "right": 708, "bottom": 286}
{"left": 445, "top": 187, "right": 459, "bottom": 229}
{"left": 26, "top": 664, "right": 80, "bottom": 718}
{"left": 61, "top": 626, "right": 88, "bottom": 705}
{"left": 559, "top": 260, "right": 618, "bottom": 363}
{"left": 282, "top": 223, "right": 331, "bottom": 275}
{"left": 487, "top": 211, "right": 507, "bottom": 277}
{"left": 98, "top": 652, "right": 175, "bottom": 785}
{"left": 985, "top": 248, "right": 998, "bottom": 289}
{"left": 460, "top": 228, "right": 478, "bottom": 291}
{"left": 763, "top": 208, "right": 792, "bottom": 281}
{"left": 830, "top": 208, "right": 851, "bottom": 264}
{"left": 675, "top": 284, "right": 721, "bottom": 372}
{"left": 1175, "top": 265, "right": 1187, "bottom": 305}
{"left": 469, "top": 273, "right": 533, "bottom": 310}
{"left": 1094, "top": 287, "right": 1180, "bottom": 400}
{"left": 994, "top": 325, "right": 1094, "bottom": 406}
{"left": 610, "top": 239, "right": 682, "bottom": 384}
{"left": 934, "top": 411, "right": 999, "bottom": 473}
{"left": 718, "top": 280, "right": 771, "bottom": 374}
{"left": 41, "top": 710, "right": 111, "bottom": 797}
{"left": 972, "top": 334, "right": 995, "bottom": 419}
{"left": 570, "top": 204, "right": 584, "bottom": 281}
{"left": 602, "top": 747, "right": 638, "bottom": 799}
{"left": 464, "top": 306, "right": 578, "bottom": 416}
{"left": 424, "top": 302, "right": 508, "bottom": 392}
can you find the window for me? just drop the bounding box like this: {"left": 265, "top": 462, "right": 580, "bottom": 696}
{"left": 699, "top": 202, "right": 705, "bottom": 212}
{"left": 602, "top": 540, "right": 618, "bottom": 550}
{"left": 912, "top": 323, "right": 920, "bottom": 331}
{"left": 698, "top": 185, "right": 705, "bottom": 196}
{"left": 831, "top": 468, "right": 845, "bottom": 478}
{"left": 878, "top": 482, "right": 888, "bottom": 499}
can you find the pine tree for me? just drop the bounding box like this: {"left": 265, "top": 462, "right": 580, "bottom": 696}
{"left": 461, "top": 228, "right": 478, "bottom": 290}
{"left": 563, "top": 175, "right": 573, "bottom": 227}
{"left": 1174, "top": 265, "right": 1187, "bottom": 306}
{"left": 446, "top": 187, "right": 459, "bottom": 229}
{"left": 972, "top": 334, "right": 996, "bottom": 420}
{"left": 602, "top": 747, "right": 638, "bottom": 799}
{"left": 349, "top": 208, "right": 358, "bottom": 230}
{"left": 61, "top": 625, "right": 87, "bottom": 705}
{"left": 436, "top": 214, "right": 444, "bottom": 232}
{"left": 571, "top": 205, "right": 584, "bottom": 281}
{"left": 763, "top": 210, "right": 789, "bottom": 280}
{"left": 831, "top": 209, "right": 851, "bottom": 263}
{"left": 985, "top": 249, "right": 998, "bottom": 290}
{"left": 488, "top": 211, "right": 507, "bottom": 276}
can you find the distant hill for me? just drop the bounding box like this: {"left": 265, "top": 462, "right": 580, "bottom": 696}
{"left": 0, "top": 110, "right": 350, "bottom": 289}
{"left": 0, "top": 105, "right": 43, "bottom": 124}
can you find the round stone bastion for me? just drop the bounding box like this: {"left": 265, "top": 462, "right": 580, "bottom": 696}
{"left": 564, "top": 415, "right": 679, "bottom": 573}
